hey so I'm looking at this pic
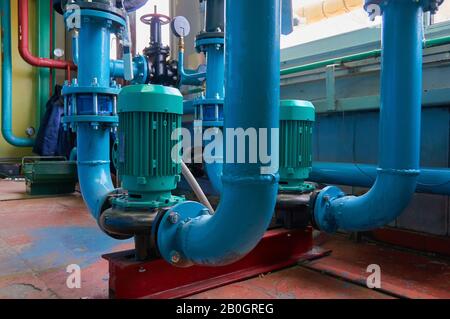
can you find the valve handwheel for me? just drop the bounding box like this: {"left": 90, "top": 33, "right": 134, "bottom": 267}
{"left": 140, "top": 13, "right": 171, "bottom": 25}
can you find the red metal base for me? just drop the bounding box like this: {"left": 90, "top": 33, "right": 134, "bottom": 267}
{"left": 103, "top": 227, "right": 317, "bottom": 299}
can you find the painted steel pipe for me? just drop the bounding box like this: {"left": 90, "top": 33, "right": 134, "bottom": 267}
{"left": 76, "top": 124, "right": 114, "bottom": 220}
{"left": 310, "top": 162, "right": 450, "bottom": 196}
{"left": 68, "top": 8, "right": 125, "bottom": 222}
{"left": 202, "top": 40, "right": 225, "bottom": 194}
{"left": 157, "top": 0, "right": 281, "bottom": 267}
{"left": 1, "top": 0, "right": 34, "bottom": 147}
{"left": 178, "top": 50, "right": 207, "bottom": 85}
{"left": 18, "top": 0, "right": 76, "bottom": 70}
{"left": 313, "top": 0, "right": 424, "bottom": 233}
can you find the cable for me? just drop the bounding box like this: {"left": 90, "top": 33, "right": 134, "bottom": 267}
{"left": 181, "top": 161, "right": 215, "bottom": 214}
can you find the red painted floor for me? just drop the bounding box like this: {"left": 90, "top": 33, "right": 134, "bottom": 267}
{"left": 189, "top": 266, "right": 392, "bottom": 299}
{"left": 303, "top": 233, "right": 450, "bottom": 299}
{"left": 0, "top": 180, "right": 134, "bottom": 299}
{"left": 0, "top": 180, "right": 449, "bottom": 299}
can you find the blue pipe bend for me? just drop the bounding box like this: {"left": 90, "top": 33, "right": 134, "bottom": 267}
{"left": 157, "top": 0, "right": 281, "bottom": 267}
{"left": 310, "top": 162, "right": 450, "bottom": 196}
{"left": 1, "top": 0, "right": 34, "bottom": 147}
{"left": 76, "top": 124, "right": 114, "bottom": 220}
{"left": 314, "top": 0, "right": 423, "bottom": 233}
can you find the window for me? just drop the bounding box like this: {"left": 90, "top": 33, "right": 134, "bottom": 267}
{"left": 433, "top": 1, "right": 450, "bottom": 24}
{"left": 282, "top": 0, "right": 381, "bottom": 49}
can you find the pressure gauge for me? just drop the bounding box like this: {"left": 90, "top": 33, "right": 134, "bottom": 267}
{"left": 171, "top": 16, "right": 191, "bottom": 38}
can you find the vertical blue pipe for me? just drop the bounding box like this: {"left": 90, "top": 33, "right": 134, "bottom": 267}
{"left": 205, "top": 45, "right": 224, "bottom": 100}
{"left": 203, "top": 43, "right": 225, "bottom": 194}
{"left": 314, "top": 0, "right": 423, "bottom": 232}
{"left": 0, "top": 0, "right": 34, "bottom": 147}
{"left": 157, "top": 0, "right": 280, "bottom": 267}
{"left": 77, "top": 16, "right": 111, "bottom": 87}
{"left": 73, "top": 12, "right": 118, "bottom": 220}
{"left": 76, "top": 124, "right": 114, "bottom": 220}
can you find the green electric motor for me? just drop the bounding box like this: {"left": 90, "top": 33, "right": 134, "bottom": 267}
{"left": 114, "top": 84, "right": 184, "bottom": 209}
{"left": 279, "top": 100, "right": 315, "bottom": 193}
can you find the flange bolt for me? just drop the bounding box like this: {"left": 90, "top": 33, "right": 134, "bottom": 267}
{"left": 169, "top": 212, "right": 180, "bottom": 224}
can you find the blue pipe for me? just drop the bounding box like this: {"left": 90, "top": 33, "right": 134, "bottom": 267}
{"left": 77, "top": 13, "right": 111, "bottom": 88}
{"left": 72, "top": 32, "right": 79, "bottom": 65}
{"left": 203, "top": 39, "right": 225, "bottom": 194}
{"left": 314, "top": 0, "right": 424, "bottom": 233}
{"left": 310, "top": 162, "right": 450, "bottom": 196}
{"left": 157, "top": 0, "right": 280, "bottom": 267}
{"left": 0, "top": 0, "right": 34, "bottom": 147}
{"left": 178, "top": 50, "right": 207, "bottom": 86}
{"left": 109, "top": 59, "right": 139, "bottom": 79}
{"left": 76, "top": 124, "right": 114, "bottom": 219}
{"left": 204, "top": 45, "right": 224, "bottom": 100}
{"left": 72, "top": 10, "right": 121, "bottom": 221}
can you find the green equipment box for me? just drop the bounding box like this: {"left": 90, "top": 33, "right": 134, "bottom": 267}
{"left": 22, "top": 157, "right": 78, "bottom": 196}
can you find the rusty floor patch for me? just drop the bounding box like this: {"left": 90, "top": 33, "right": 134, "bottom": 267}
{"left": 189, "top": 266, "right": 392, "bottom": 299}
{"left": 302, "top": 234, "right": 450, "bottom": 299}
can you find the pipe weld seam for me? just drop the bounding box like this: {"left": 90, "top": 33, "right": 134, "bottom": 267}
{"left": 77, "top": 160, "right": 111, "bottom": 167}
{"left": 376, "top": 168, "right": 421, "bottom": 176}
{"left": 221, "top": 174, "right": 279, "bottom": 186}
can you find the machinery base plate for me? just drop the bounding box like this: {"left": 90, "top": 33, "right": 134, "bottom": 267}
{"left": 103, "top": 227, "right": 319, "bottom": 299}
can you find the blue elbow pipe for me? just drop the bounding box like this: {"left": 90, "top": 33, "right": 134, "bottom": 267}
{"left": 314, "top": 0, "right": 424, "bottom": 233}
{"left": 310, "top": 162, "right": 450, "bottom": 196}
{"left": 0, "top": 0, "right": 34, "bottom": 147}
{"left": 76, "top": 124, "right": 114, "bottom": 220}
{"left": 66, "top": 9, "right": 124, "bottom": 223}
{"left": 157, "top": 0, "right": 280, "bottom": 267}
{"left": 178, "top": 50, "right": 207, "bottom": 86}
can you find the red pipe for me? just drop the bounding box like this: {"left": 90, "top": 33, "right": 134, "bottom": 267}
{"left": 49, "top": 0, "right": 54, "bottom": 95}
{"left": 18, "top": 0, "right": 76, "bottom": 70}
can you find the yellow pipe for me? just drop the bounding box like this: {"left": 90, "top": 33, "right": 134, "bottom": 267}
{"left": 296, "top": 0, "right": 364, "bottom": 25}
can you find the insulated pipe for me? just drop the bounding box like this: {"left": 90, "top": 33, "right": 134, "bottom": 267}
{"left": 313, "top": 0, "right": 424, "bottom": 233}
{"left": 310, "top": 162, "right": 450, "bottom": 196}
{"left": 0, "top": 0, "right": 34, "bottom": 147}
{"left": 157, "top": 0, "right": 280, "bottom": 267}
{"left": 18, "top": 0, "right": 76, "bottom": 70}
{"left": 296, "top": 0, "right": 363, "bottom": 25}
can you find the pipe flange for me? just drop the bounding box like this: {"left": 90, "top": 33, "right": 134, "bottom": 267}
{"left": 364, "top": 0, "right": 444, "bottom": 14}
{"left": 62, "top": 1, "right": 126, "bottom": 19}
{"left": 313, "top": 186, "right": 346, "bottom": 233}
{"left": 155, "top": 201, "right": 211, "bottom": 267}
